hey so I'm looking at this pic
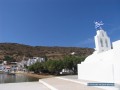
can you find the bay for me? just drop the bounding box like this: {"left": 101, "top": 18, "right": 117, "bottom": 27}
{"left": 0, "top": 73, "right": 39, "bottom": 84}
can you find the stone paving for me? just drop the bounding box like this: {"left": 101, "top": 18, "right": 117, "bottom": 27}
{"left": 0, "top": 82, "right": 50, "bottom": 90}
{"left": 40, "top": 76, "right": 104, "bottom": 90}
{"left": 0, "top": 75, "right": 119, "bottom": 90}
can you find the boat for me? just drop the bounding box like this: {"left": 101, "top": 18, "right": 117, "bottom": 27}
{"left": 7, "top": 71, "right": 16, "bottom": 75}
{"left": 7, "top": 73, "right": 16, "bottom": 75}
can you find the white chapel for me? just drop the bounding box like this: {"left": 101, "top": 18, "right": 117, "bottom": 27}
{"left": 78, "top": 22, "right": 120, "bottom": 85}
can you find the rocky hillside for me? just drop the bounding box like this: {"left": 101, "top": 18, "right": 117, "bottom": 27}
{"left": 0, "top": 43, "right": 94, "bottom": 61}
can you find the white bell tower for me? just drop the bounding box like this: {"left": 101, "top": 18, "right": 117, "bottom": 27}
{"left": 94, "top": 21, "right": 111, "bottom": 53}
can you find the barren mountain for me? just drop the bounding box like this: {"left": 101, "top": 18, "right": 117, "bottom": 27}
{"left": 0, "top": 43, "right": 94, "bottom": 61}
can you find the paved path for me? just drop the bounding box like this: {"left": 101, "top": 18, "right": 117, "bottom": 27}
{"left": 39, "top": 76, "right": 104, "bottom": 90}
{"left": 0, "top": 75, "right": 119, "bottom": 90}
{"left": 54, "top": 76, "right": 119, "bottom": 90}
{"left": 0, "top": 82, "right": 50, "bottom": 90}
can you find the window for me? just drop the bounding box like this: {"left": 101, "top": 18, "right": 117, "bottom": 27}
{"left": 105, "top": 39, "right": 108, "bottom": 47}
{"left": 100, "top": 38, "right": 103, "bottom": 47}
{"left": 102, "top": 33, "right": 104, "bottom": 37}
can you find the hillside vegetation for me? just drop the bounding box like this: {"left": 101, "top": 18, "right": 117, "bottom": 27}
{"left": 0, "top": 43, "right": 94, "bottom": 61}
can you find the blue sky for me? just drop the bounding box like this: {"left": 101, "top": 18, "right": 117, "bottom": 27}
{"left": 0, "top": 0, "right": 120, "bottom": 48}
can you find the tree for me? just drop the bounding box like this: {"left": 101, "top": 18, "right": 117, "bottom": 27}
{"left": 45, "top": 60, "right": 63, "bottom": 75}
{"left": 28, "top": 62, "right": 44, "bottom": 73}
{"left": 28, "top": 55, "right": 86, "bottom": 75}
{"left": 0, "top": 61, "right": 2, "bottom": 64}
{"left": 72, "top": 56, "right": 86, "bottom": 74}
{"left": 63, "top": 56, "right": 73, "bottom": 70}
{"left": 63, "top": 55, "right": 86, "bottom": 74}
{"left": 3, "top": 56, "right": 16, "bottom": 63}
{"left": 28, "top": 64, "right": 34, "bottom": 71}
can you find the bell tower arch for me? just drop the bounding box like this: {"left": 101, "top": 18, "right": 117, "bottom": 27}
{"left": 94, "top": 21, "right": 111, "bottom": 53}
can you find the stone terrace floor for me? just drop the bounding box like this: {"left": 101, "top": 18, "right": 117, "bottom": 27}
{"left": 0, "top": 75, "right": 119, "bottom": 90}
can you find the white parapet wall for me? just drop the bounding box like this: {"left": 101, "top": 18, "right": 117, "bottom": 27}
{"left": 78, "top": 47, "right": 120, "bottom": 84}
{"left": 112, "top": 40, "right": 120, "bottom": 49}
{"left": 78, "top": 62, "right": 114, "bottom": 83}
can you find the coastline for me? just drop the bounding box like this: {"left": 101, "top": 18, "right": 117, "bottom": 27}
{"left": 16, "top": 72, "right": 54, "bottom": 79}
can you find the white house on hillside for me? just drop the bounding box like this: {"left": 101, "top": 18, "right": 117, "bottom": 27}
{"left": 27, "top": 57, "right": 45, "bottom": 66}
